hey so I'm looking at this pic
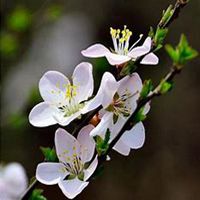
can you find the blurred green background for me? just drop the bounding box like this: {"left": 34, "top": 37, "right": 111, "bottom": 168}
{"left": 1, "top": 0, "right": 200, "bottom": 199}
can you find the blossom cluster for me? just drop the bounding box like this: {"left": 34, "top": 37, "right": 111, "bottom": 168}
{"left": 29, "top": 26, "right": 158, "bottom": 199}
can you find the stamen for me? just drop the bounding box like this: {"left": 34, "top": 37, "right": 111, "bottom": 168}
{"left": 129, "top": 34, "right": 143, "bottom": 51}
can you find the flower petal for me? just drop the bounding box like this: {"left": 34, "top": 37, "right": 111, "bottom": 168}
{"left": 39, "top": 71, "right": 70, "bottom": 104}
{"left": 36, "top": 162, "right": 68, "bottom": 185}
{"left": 105, "top": 52, "right": 131, "bottom": 65}
{"left": 143, "top": 102, "right": 151, "bottom": 115}
{"left": 89, "top": 112, "right": 113, "bottom": 137}
{"left": 113, "top": 139, "right": 131, "bottom": 156}
{"left": 81, "top": 44, "right": 110, "bottom": 58}
{"left": 55, "top": 128, "right": 80, "bottom": 164}
{"left": 54, "top": 110, "right": 82, "bottom": 126}
{"left": 82, "top": 72, "right": 119, "bottom": 113}
{"left": 72, "top": 62, "right": 94, "bottom": 103}
{"left": 117, "top": 73, "right": 143, "bottom": 113}
{"left": 84, "top": 156, "right": 98, "bottom": 181}
{"left": 121, "top": 122, "right": 145, "bottom": 149}
{"left": 58, "top": 178, "right": 89, "bottom": 199}
{"left": 77, "top": 124, "right": 95, "bottom": 163}
{"left": 141, "top": 52, "right": 159, "bottom": 65}
{"left": 128, "top": 37, "right": 152, "bottom": 58}
{"left": 29, "top": 102, "right": 57, "bottom": 127}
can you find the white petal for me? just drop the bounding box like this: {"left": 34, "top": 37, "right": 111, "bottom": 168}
{"left": 141, "top": 53, "right": 159, "bottom": 65}
{"left": 54, "top": 110, "right": 82, "bottom": 126}
{"left": 81, "top": 44, "right": 110, "bottom": 58}
{"left": 3, "top": 163, "right": 28, "bottom": 197}
{"left": 77, "top": 124, "right": 95, "bottom": 163}
{"left": 121, "top": 122, "right": 145, "bottom": 149}
{"left": 89, "top": 112, "right": 113, "bottom": 137}
{"left": 113, "top": 139, "right": 131, "bottom": 156}
{"left": 39, "top": 71, "right": 70, "bottom": 104}
{"left": 58, "top": 178, "right": 89, "bottom": 199}
{"left": 36, "top": 162, "right": 68, "bottom": 185}
{"left": 29, "top": 102, "right": 57, "bottom": 127}
{"left": 117, "top": 73, "right": 143, "bottom": 113}
{"left": 82, "top": 72, "right": 119, "bottom": 113}
{"left": 143, "top": 102, "right": 151, "bottom": 115}
{"left": 105, "top": 52, "right": 131, "bottom": 65}
{"left": 128, "top": 37, "right": 152, "bottom": 58}
{"left": 72, "top": 62, "right": 94, "bottom": 103}
{"left": 55, "top": 128, "right": 80, "bottom": 164}
{"left": 84, "top": 156, "right": 98, "bottom": 181}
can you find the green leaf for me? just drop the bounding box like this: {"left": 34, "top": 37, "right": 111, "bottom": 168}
{"left": 165, "top": 34, "right": 198, "bottom": 67}
{"left": 40, "top": 147, "right": 58, "bottom": 162}
{"left": 165, "top": 44, "right": 179, "bottom": 62}
{"left": 29, "top": 189, "right": 46, "bottom": 200}
{"left": 95, "top": 129, "right": 110, "bottom": 155}
{"left": 159, "top": 80, "right": 173, "bottom": 94}
{"left": 140, "top": 80, "right": 153, "bottom": 99}
{"left": 159, "top": 4, "right": 174, "bottom": 27}
{"left": 154, "top": 27, "right": 168, "bottom": 47}
{"left": 133, "top": 107, "right": 146, "bottom": 123}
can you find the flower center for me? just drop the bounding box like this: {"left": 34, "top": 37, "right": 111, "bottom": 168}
{"left": 110, "top": 25, "right": 132, "bottom": 55}
{"left": 106, "top": 91, "right": 132, "bottom": 118}
{"left": 58, "top": 83, "right": 84, "bottom": 117}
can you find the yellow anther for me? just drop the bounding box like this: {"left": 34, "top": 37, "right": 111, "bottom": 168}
{"left": 66, "top": 157, "right": 71, "bottom": 161}
{"left": 73, "top": 153, "right": 77, "bottom": 157}
{"left": 73, "top": 146, "right": 76, "bottom": 150}
{"left": 51, "top": 90, "right": 55, "bottom": 94}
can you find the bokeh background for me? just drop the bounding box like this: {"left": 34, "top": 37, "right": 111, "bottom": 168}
{"left": 1, "top": 0, "right": 200, "bottom": 199}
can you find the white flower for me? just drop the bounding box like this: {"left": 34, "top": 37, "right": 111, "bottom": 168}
{"left": 88, "top": 72, "right": 150, "bottom": 155}
{"left": 82, "top": 26, "right": 159, "bottom": 66}
{"left": 36, "top": 125, "right": 98, "bottom": 199}
{"left": 29, "top": 62, "right": 95, "bottom": 127}
{"left": 0, "top": 162, "right": 28, "bottom": 200}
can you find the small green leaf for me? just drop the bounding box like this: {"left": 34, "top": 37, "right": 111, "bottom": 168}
{"left": 159, "top": 5, "right": 174, "bottom": 27}
{"left": 133, "top": 107, "right": 146, "bottom": 123}
{"left": 40, "top": 147, "right": 58, "bottom": 162}
{"left": 95, "top": 129, "right": 110, "bottom": 156}
{"left": 165, "top": 44, "right": 179, "bottom": 62}
{"left": 29, "top": 189, "right": 47, "bottom": 200}
{"left": 140, "top": 80, "right": 153, "bottom": 99}
{"left": 160, "top": 80, "right": 173, "bottom": 94}
{"left": 165, "top": 34, "right": 198, "bottom": 67}
{"left": 154, "top": 27, "right": 168, "bottom": 47}
{"left": 148, "top": 26, "right": 154, "bottom": 38}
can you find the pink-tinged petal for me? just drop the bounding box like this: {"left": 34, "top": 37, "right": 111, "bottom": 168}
{"left": 113, "top": 139, "right": 131, "bottom": 156}
{"left": 128, "top": 37, "right": 152, "bottom": 58}
{"left": 82, "top": 72, "right": 119, "bottom": 112}
{"left": 72, "top": 62, "right": 94, "bottom": 103}
{"left": 39, "top": 71, "right": 70, "bottom": 104}
{"left": 55, "top": 128, "right": 80, "bottom": 164}
{"left": 81, "top": 44, "right": 110, "bottom": 58}
{"left": 121, "top": 122, "right": 145, "bottom": 149}
{"left": 29, "top": 102, "right": 57, "bottom": 127}
{"left": 36, "top": 162, "right": 68, "bottom": 185}
{"left": 77, "top": 125, "right": 95, "bottom": 163}
{"left": 89, "top": 112, "right": 113, "bottom": 137}
{"left": 3, "top": 163, "right": 28, "bottom": 198}
{"left": 105, "top": 52, "right": 131, "bottom": 65}
{"left": 58, "top": 178, "right": 89, "bottom": 199}
{"left": 141, "top": 53, "right": 159, "bottom": 65}
{"left": 84, "top": 156, "right": 98, "bottom": 181}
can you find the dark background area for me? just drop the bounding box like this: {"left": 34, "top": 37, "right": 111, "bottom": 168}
{"left": 1, "top": 0, "right": 200, "bottom": 199}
